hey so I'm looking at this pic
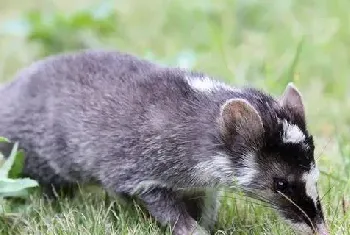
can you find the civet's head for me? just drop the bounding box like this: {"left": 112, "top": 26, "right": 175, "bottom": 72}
{"left": 217, "top": 83, "right": 328, "bottom": 235}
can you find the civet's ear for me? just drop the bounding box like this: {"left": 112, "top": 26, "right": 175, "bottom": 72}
{"left": 218, "top": 98, "right": 264, "bottom": 144}
{"left": 279, "top": 82, "right": 305, "bottom": 121}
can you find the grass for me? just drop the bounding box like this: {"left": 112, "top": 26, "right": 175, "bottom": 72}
{"left": 0, "top": 0, "right": 350, "bottom": 234}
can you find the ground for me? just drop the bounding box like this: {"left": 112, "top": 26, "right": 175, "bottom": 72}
{"left": 0, "top": 0, "right": 349, "bottom": 234}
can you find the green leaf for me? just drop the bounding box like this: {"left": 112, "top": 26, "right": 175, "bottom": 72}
{"left": 8, "top": 151, "right": 25, "bottom": 179}
{"left": 0, "top": 189, "right": 29, "bottom": 198}
{"left": 0, "top": 178, "right": 38, "bottom": 197}
{"left": 0, "top": 142, "right": 18, "bottom": 178}
{"left": 0, "top": 137, "right": 9, "bottom": 143}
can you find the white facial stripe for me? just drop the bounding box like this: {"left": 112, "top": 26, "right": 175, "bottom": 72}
{"left": 303, "top": 166, "right": 320, "bottom": 205}
{"left": 235, "top": 152, "right": 257, "bottom": 186}
{"left": 185, "top": 76, "right": 235, "bottom": 92}
{"left": 282, "top": 120, "right": 305, "bottom": 143}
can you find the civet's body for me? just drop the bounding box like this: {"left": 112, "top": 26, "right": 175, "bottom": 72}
{"left": 0, "top": 50, "right": 328, "bottom": 234}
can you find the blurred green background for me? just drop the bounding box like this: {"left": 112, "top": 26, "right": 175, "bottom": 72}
{"left": 0, "top": 0, "right": 349, "bottom": 234}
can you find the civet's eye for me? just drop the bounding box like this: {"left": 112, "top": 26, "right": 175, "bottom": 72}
{"left": 273, "top": 178, "right": 289, "bottom": 193}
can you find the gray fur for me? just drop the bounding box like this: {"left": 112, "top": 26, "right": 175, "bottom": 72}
{"left": 0, "top": 49, "right": 327, "bottom": 235}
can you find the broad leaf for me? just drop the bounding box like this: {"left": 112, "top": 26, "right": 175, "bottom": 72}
{"left": 8, "top": 150, "right": 25, "bottom": 179}
{"left": 0, "top": 142, "right": 18, "bottom": 178}
{"left": 0, "top": 178, "right": 38, "bottom": 196}
{"left": 0, "top": 137, "right": 9, "bottom": 143}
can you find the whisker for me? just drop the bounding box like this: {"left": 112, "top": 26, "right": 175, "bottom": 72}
{"left": 188, "top": 193, "right": 278, "bottom": 211}
{"left": 277, "top": 191, "right": 316, "bottom": 233}
{"left": 175, "top": 187, "right": 298, "bottom": 228}
{"left": 196, "top": 198, "right": 292, "bottom": 231}
{"left": 187, "top": 190, "right": 289, "bottom": 215}
{"left": 227, "top": 195, "right": 281, "bottom": 211}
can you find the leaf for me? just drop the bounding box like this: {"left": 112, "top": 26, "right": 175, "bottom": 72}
{"left": 0, "top": 189, "right": 29, "bottom": 198}
{"left": 0, "top": 142, "right": 18, "bottom": 178}
{"left": 0, "top": 137, "right": 9, "bottom": 143}
{"left": 8, "top": 151, "right": 25, "bottom": 179}
{"left": 0, "top": 178, "right": 38, "bottom": 197}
